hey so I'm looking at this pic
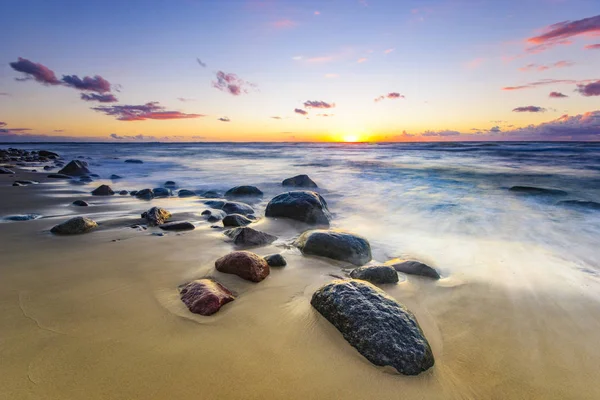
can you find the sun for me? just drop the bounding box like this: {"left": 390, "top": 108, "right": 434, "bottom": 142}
{"left": 343, "top": 134, "right": 360, "bottom": 142}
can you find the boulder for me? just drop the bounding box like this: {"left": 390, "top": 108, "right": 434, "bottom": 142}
{"left": 119, "top": 190, "right": 128, "bottom": 195}
{"left": 91, "top": 184, "right": 114, "bottom": 196}
{"left": 557, "top": 200, "right": 600, "bottom": 211}
{"left": 311, "top": 279, "right": 434, "bottom": 375}
{"left": 141, "top": 207, "right": 171, "bottom": 226}
{"left": 349, "top": 265, "right": 399, "bottom": 284}
{"left": 152, "top": 187, "right": 172, "bottom": 197}
{"left": 295, "top": 230, "right": 371, "bottom": 266}
{"left": 391, "top": 261, "right": 440, "bottom": 280}
{"left": 58, "top": 160, "right": 91, "bottom": 176}
{"left": 204, "top": 200, "right": 255, "bottom": 216}
{"left": 159, "top": 221, "right": 195, "bottom": 231}
{"left": 38, "top": 150, "right": 59, "bottom": 158}
{"left": 47, "top": 173, "right": 72, "bottom": 179}
{"left": 224, "top": 185, "right": 264, "bottom": 199}
{"left": 178, "top": 189, "right": 196, "bottom": 198}
{"left": 508, "top": 186, "right": 567, "bottom": 196}
{"left": 129, "top": 190, "right": 138, "bottom": 196}
{"left": 282, "top": 174, "right": 318, "bottom": 188}
{"left": 110, "top": 174, "right": 123, "bottom": 180}
{"left": 51, "top": 216, "right": 98, "bottom": 235}
{"left": 72, "top": 200, "right": 89, "bottom": 207}
{"left": 0, "top": 167, "right": 15, "bottom": 174}
{"left": 265, "top": 191, "right": 331, "bottom": 225}
{"left": 222, "top": 214, "right": 253, "bottom": 227}
{"left": 264, "top": 253, "right": 287, "bottom": 267}
{"left": 179, "top": 279, "right": 235, "bottom": 316}
{"left": 124, "top": 159, "right": 143, "bottom": 164}
{"left": 164, "top": 180, "right": 177, "bottom": 188}
{"left": 135, "top": 188, "right": 154, "bottom": 200}
{"left": 224, "top": 227, "right": 277, "bottom": 247}
{"left": 215, "top": 251, "right": 270, "bottom": 282}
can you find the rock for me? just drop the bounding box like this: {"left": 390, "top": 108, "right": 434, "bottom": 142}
{"left": 178, "top": 189, "right": 196, "bottom": 198}
{"left": 14, "top": 180, "right": 38, "bottom": 185}
{"left": 295, "top": 230, "right": 372, "bottom": 266}
{"left": 222, "top": 201, "right": 255, "bottom": 216}
{"left": 47, "top": 173, "right": 73, "bottom": 179}
{"left": 391, "top": 261, "right": 440, "bottom": 280}
{"left": 508, "top": 186, "right": 568, "bottom": 196}
{"left": 119, "top": 190, "right": 128, "bottom": 195}
{"left": 72, "top": 200, "right": 89, "bottom": 207}
{"left": 38, "top": 150, "right": 59, "bottom": 158}
{"left": 224, "top": 185, "right": 264, "bottom": 199}
{"left": 311, "top": 279, "right": 434, "bottom": 375}
{"left": 222, "top": 214, "right": 253, "bottom": 227}
{"left": 204, "top": 200, "right": 225, "bottom": 208}
{"left": 224, "top": 227, "right": 277, "bottom": 247}
{"left": 350, "top": 265, "right": 399, "bottom": 284}
{"left": 264, "top": 254, "right": 287, "bottom": 267}
{"left": 282, "top": 174, "right": 318, "bottom": 188}
{"left": 203, "top": 209, "right": 227, "bottom": 222}
{"left": 152, "top": 188, "right": 172, "bottom": 197}
{"left": 12, "top": 182, "right": 25, "bottom": 186}
{"left": 91, "top": 184, "right": 114, "bottom": 196}
{"left": 110, "top": 174, "right": 123, "bottom": 180}
{"left": 179, "top": 279, "right": 235, "bottom": 316}
{"left": 164, "top": 180, "right": 177, "bottom": 188}
{"left": 129, "top": 190, "right": 138, "bottom": 196}
{"left": 151, "top": 232, "right": 165, "bottom": 237}
{"left": 0, "top": 167, "right": 15, "bottom": 174}
{"left": 51, "top": 216, "right": 98, "bottom": 235}
{"left": 201, "top": 190, "right": 221, "bottom": 198}
{"left": 58, "top": 160, "right": 91, "bottom": 176}
{"left": 124, "top": 159, "right": 143, "bottom": 164}
{"left": 557, "top": 200, "right": 600, "bottom": 211}
{"left": 265, "top": 191, "right": 331, "bottom": 225}
{"left": 90, "top": 174, "right": 100, "bottom": 178}
{"left": 215, "top": 251, "right": 270, "bottom": 282}
{"left": 79, "top": 176, "right": 93, "bottom": 183}
{"left": 5, "top": 214, "right": 41, "bottom": 221}
{"left": 135, "top": 188, "right": 154, "bottom": 200}
{"left": 141, "top": 207, "right": 171, "bottom": 226}
{"left": 69, "top": 180, "right": 87, "bottom": 186}
{"left": 43, "top": 166, "right": 53, "bottom": 171}
{"left": 159, "top": 221, "right": 195, "bottom": 231}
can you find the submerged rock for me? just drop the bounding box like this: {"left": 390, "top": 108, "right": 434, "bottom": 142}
{"left": 224, "top": 227, "right": 277, "bottom": 247}
{"left": 79, "top": 176, "right": 93, "bottom": 183}
{"left": 159, "top": 221, "right": 195, "bottom": 231}
{"left": 135, "top": 188, "right": 154, "bottom": 200}
{"left": 295, "top": 230, "right": 372, "bottom": 266}
{"left": 152, "top": 188, "right": 172, "bottom": 197}
{"left": 58, "top": 160, "right": 91, "bottom": 176}
{"left": 4, "top": 214, "right": 41, "bottom": 221}
{"left": 311, "top": 279, "right": 434, "bottom": 375}
{"left": 141, "top": 207, "right": 171, "bottom": 226}
{"left": 224, "top": 185, "right": 264, "bottom": 199}
{"left": 264, "top": 253, "right": 287, "bottom": 267}
{"left": 164, "top": 180, "right": 177, "bottom": 188}
{"left": 215, "top": 251, "right": 270, "bottom": 282}
{"left": 119, "top": 190, "right": 128, "bottom": 195}
{"left": 179, "top": 279, "right": 235, "bottom": 316}
{"left": 72, "top": 200, "right": 89, "bottom": 207}
{"left": 557, "top": 200, "right": 600, "bottom": 211}
{"left": 110, "top": 174, "right": 123, "bottom": 180}
{"left": 203, "top": 209, "right": 227, "bottom": 222}
{"left": 222, "top": 213, "right": 254, "bottom": 227}
{"left": 509, "top": 186, "right": 568, "bottom": 196}
{"left": 124, "top": 159, "right": 143, "bottom": 164}
{"left": 350, "top": 265, "right": 399, "bottom": 284}
{"left": 265, "top": 191, "right": 331, "bottom": 225}
{"left": 282, "top": 174, "right": 318, "bottom": 188}
{"left": 51, "top": 216, "right": 98, "bottom": 235}
{"left": 205, "top": 200, "right": 255, "bottom": 216}
{"left": 12, "top": 182, "right": 25, "bottom": 187}
{"left": 47, "top": 173, "right": 72, "bottom": 179}
{"left": 178, "top": 189, "right": 196, "bottom": 198}
{"left": 391, "top": 261, "right": 440, "bottom": 280}
{"left": 91, "top": 184, "right": 115, "bottom": 196}
{"left": 129, "top": 190, "right": 138, "bottom": 196}
{"left": 201, "top": 190, "right": 222, "bottom": 198}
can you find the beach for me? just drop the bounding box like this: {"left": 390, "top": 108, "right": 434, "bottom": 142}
{"left": 1, "top": 143, "right": 600, "bottom": 400}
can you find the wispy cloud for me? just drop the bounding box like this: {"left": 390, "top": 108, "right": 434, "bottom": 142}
{"left": 196, "top": 58, "right": 207, "bottom": 68}
{"left": 80, "top": 93, "right": 118, "bottom": 103}
{"left": 549, "top": 91, "right": 568, "bottom": 98}
{"left": 303, "top": 100, "right": 335, "bottom": 109}
{"left": 513, "top": 106, "right": 546, "bottom": 112}
{"left": 527, "top": 15, "right": 600, "bottom": 45}
{"left": 294, "top": 108, "right": 308, "bottom": 115}
{"left": 324, "top": 73, "right": 339, "bottom": 78}
{"left": 177, "top": 97, "right": 196, "bottom": 102}
{"left": 218, "top": 117, "right": 231, "bottom": 122}
{"left": 62, "top": 75, "right": 111, "bottom": 93}
{"left": 271, "top": 116, "right": 282, "bottom": 120}
{"left": 502, "top": 78, "right": 598, "bottom": 91}
{"left": 212, "top": 71, "right": 256, "bottom": 96}
{"left": 422, "top": 130, "right": 461, "bottom": 137}
{"left": 576, "top": 80, "right": 600, "bottom": 96}
{"left": 357, "top": 57, "right": 368, "bottom": 63}
{"left": 465, "top": 57, "right": 485, "bottom": 69}
{"left": 272, "top": 19, "right": 297, "bottom": 29}
{"left": 374, "top": 92, "right": 405, "bottom": 102}
{"left": 0, "top": 92, "right": 10, "bottom": 96}
{"left": 585, "top": 43, "right": 600, "bottom": 50}
{"left": 92, "top": 102, "right": 204, "bottom": 121}
{"left": 519, "top": 60, "right": 574, "bottom": 72}
{"left": 384, "top": 48, "right": 394, "bottom": 54}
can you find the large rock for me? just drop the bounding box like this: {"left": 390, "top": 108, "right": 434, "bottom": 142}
{"left": 265, "top": 191, "right": 331, "bottom": 225}
{"left": 178, "top": 189, "right": 196, "bottom": 198}
{"left": 215, "top": 251, "right": 270, "bottom": 282}
{"left": 124, "top": 159, "right": 143, "bottom": 164}
{"left": 141, "top": 207, "right": 171, "bottom": 226}
{"left": 509, "top": 186, "right": 567, "bottom": 196}
{"left": 224, "top": 185, "right": 264, "bottom": 199}
{"left": 91, "top": 184, "right": 114, "bottom": 196}
{"left": 391, "top": 261, "right": 440, "bottom": 280}
{"left": 135, "top": 188, "right": 154, "bottom": 200}
{"left": 152, "top": 188, "right": 172, "bottom": 197}
{"left": 295, "top": 230, "right": 371, "bottom": 266}
{"left": 38, "top": 150, "right": 59, "bottom": 158}
{"left": 58, "top": 160, "right": 91, "bottom": 176}
{"left": 311, "top": 279, "right": 434, "bottom": 375}
{"left": 179, "top": 279, "right": 235, "bottom": 316}
{"left": 72, "top": 200, "right": 89, "bottom": 207}
{"left": 222, "top": 214, "right": 253, "bottom": 227}
{"left": 51, "top": 216, "right": 98, "bottom": 235}
{"left": 282, "top": 174, "right": 318, "bottom": 188}
{"left": 350, "top": 265, "right": 399, "bottom": 284}
{"left": 159, "top": 221, "right": 195, "bottom": 231}
{"left": 224, "top": 227, "right": 277, "bottom": 247}
{"left": 201, "top": 190, "right": 222, "bottom": 199}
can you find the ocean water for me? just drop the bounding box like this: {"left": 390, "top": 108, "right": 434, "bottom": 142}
{"left": 14, "top": 141, "right": 600, "bottom": 292}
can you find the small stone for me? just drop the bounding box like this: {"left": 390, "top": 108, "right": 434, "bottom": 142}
{"left": 141, "top": 207, "right": 171, "bottom": 226}
{"left": 224, "top": 186, "right": 264, "bottom": 199}
{"left": 282, "top": 174, "right": 318, "bottom": 188}
{"left": 164, "top": 180, "right": 177, "bottom": 188}
{"left": 215, "top": 251, "right": 270, "bottom": 282}
{"left": 350, "top": 265, "right": 399, "bottom": 284}
{"left": 91, "top": 184, "right": 114, "bottom": 196}
{"left": 72, "top": 200, "right": 89, "bottom": 207}
{"left": 51, "top": 216, "right": 98, "bottom": 235}
{"left": 135, "top": 188, "right": 154, "bottom": 200}
{"left": 264, "top": 254, "right": 287, "bottom": 267}
{"left": 159, "top": 221, "right": 195, "bottom": 231}
{"left": 110, "top": 174, "right": 123, "bottom": 180}
{"left": 391, "top": 261, "right": 440, "bottom": 280}
{"left": 119, "top": 190, "right": 128, "bottom": 195}
{"left": 178, "top": 189, "right": 196, "bottom": 198}
{"left": 179, "top": 279, "right": 235, "bottom": 316}
{"left": 124, "top": 159, "right": 143, "bottom": 164}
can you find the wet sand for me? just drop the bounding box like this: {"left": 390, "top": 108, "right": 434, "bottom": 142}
{"left": 1, "top": 170, "right": 600, "bottom": 400}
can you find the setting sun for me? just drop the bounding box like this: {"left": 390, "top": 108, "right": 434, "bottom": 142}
{"left": 343, "top": 134, "right": 360, "bottom": 142}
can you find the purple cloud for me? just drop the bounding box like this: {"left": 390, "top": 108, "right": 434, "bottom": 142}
{"left": 0, "top": 92, "right": 9, "bottom": 96}
{"left": 218, "top": 117, "right": 231, "bottom": 122}
{"left": 80, "top": 93, "right": 118, "bottom": 103}
{"left": 212, "top": 71, "right": 255, "bottom": 96}
{"left": 527, "top": 15, "right": 600, "bottom": 45}
{"left": 549, "top": 91, "right": 568, "bottom": 98}
{"left": 502, "top": 78, "right": 598, "bottom": 91}
{"left": 513, "top": 106, "right": 547, "bottom": 113}
{"left": 61, "top": 75, "right": 111, "bottom": 93}
{"left": 421, "top": 130, "right": 460, "bottom": 137}
{"left": 576, "top": 81, "right": 600, "bottom": 96}
{"left": 585, "top": 44, "right": 600, "bottom": 50}
{"left": 92, "top": 102, "right": 204, "bottom": 121}
{"left": 110, "top": 133, "right": 157, "bottom": 141}
{"left": 303, "top": 100, "right": 335, "bottom": 109}
{"left": 9, "top": 57, "right": 61, "bottom": 85}
{"left": 374, "top": 92, "right": 405, "bottom": 102}
{"left": 294, "top": 108, "right": 308, "bottom": 115}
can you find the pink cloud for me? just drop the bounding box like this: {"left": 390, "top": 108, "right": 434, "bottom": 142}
{"left": 314, "top": 11, "right": 320, "bottom": 15}
{"left": 92, "top": 102, "right": 204, "bottom": 121}
{"left": 549, "top": 91, "right": 568, "bottom": 98}
{"left": 513, "top": 106, "right": 546, "bottom": 113}
{"left": 576, "top": 80, "right": 600, "bottom": 96}
{"left": 527, "top": 15, "right": 600, "bottom": 44}
{"left": 80, "top": 93, "right": 118, "bottom": 103}
{"left": 384, "top": 48, "right": 394, "bottom": 54}
{"left": 465, "top": 57, "right": 485, "bottom": 69}
{"left": 304, "top": 100, "right": 335, "bottom": 109}
{"left": 306, "top": 55, "right": 334, "bottom": 63}
{"left": 212, "top": 71, "right": 255, "bottom": 96}
{"left": 585, "top": 43, "right": 600, "bottom": 50}
{"left": 324, "top": 73, "right": 339, "bottom": 78}
{"left": 502, "top": 78, "right": 598, "bottom": 91}
{"left": 272, "top": 19, "right": 297, "bottom": 29}
{"left": 357, "top": 57, "right": 368, "bottom": 63}
{"left": 519, "top": 60, "right": 574, "bottom": 72}
{"left": 374, "top": 92, "right": 405, "bottom": 102}
{"left": 9, "top": 57, "right": 61, "bottom": 85}
{"left": 294, "top": 108, "right": 308, "bottom": 115}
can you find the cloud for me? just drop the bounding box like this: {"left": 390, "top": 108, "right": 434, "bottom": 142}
{"left": 421, "top": 130, "right": 461, "bottom": 137}
{"left": 9, "top": 57, "right": 61, "bottom": 85}
{"left": 0, "top": 122, "right": 6, "bottom": 128}
{"left": 92, "top": 102, "right": 204, "bottom": 121}
{"left": 384, "top": 48, "right": 394, "bottom": 54}
{"left": 272, "top": 19, "right": 297, "bottom": 28}
{"left": 80, "top": 93, "right": 118, "bottom": 102}
{"left": 513, "top": 106, "right": 547, "bottom": 112}
{"left": 306, "top": 55, "right": 334, "bottom": 63}
{"left": 502, "top": 78, "right": 598, "bottom": 91}
{"left": 218, "top": 117, "right": 231, "bottom": 122}
{"left": 271, "top": 116, "right": 282, "bottom": 119}
{"left": 519, "top": 60, "right": 574, "bottom": 72}
{"left": 212, "top": 71, "right": 255, "bottom": 96}
{"left": 324, "top": 73, "right": 339, "bottom": 78}
{"left": 525, "top": 39, "right": 572, "bottom": 55}
{"left": 549, "top": 91, "right": 568, "bottom": 98}
{"left": 316, "top": 113, "right": 333, "bottom": 117}
{"left": 374, "top": 92, "right": 405, "bottom": 102}
{"left": 303, "top": 100, "right": 335, "bottom": 109}
{"left": 314, "top": 11, "right": 320, "bottom": 15}
{"left": 53, "top": 129, "right": 64, "bottom": 132}
{"left": 505, "top": 111, "right": 600, "bottom": 140}
{"left": 196, "top": 58, "right": 207, "bottom": 68}
{"left": 465, "top": 58, "right": 485, "bottom": 69}
{"left": 0, "top": 92, "right": 9, "bottom": 96}
{"left": 585, "top": 44, "right": 600, "bottom": 50}
{"left": 61, "top": 75, "right": 111, "bottom": 93}
{"left": 489, "top": 126, "right": 502, "bottom": 133}
{"left": 109, "top": 133, "right": 157, "bottom": 141}
{"left": 177, "top": 97, "right": 196, "bottom": 102}
{"left": 527, "top": 15, "right": 600, "bottom": 45}
{"left": 576, "top": 80, "right": 600, "bottom": 96}
{"left": 294, "top": 108, "right": 308, "bottom": 115}
{"left": 357, "top": 57, "right": 368, "bottom": 63}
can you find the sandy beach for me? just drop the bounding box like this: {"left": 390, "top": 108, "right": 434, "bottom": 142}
{"left": 1, "top": 152, "right": 600, "bottom": 400}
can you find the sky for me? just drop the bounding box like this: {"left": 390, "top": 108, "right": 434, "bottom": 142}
{"left": 0, "top": 0, "right": 599, "bottom": 142}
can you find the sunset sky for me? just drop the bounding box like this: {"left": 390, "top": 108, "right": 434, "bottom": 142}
{"left": 0, "top": 0, "right": 599, "bottom": 142}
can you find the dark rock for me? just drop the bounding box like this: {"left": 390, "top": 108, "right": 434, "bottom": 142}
{"left": 69, "top": 180, "right": 87, "bottom": 186}
{"left": 135, "top": 188, "right": 154, "bottom": 200}
{"left": 204, "top": 200, "right": 225, "bottom": 208}
{"left": 164, "top": 180, "right": 177, "bottom": 188}
{"left": 557, "top": 200, "right": 600, "bottom": 211}
{"left": 72, "top": 200, "right": 89, "bottom": 207}
{"left": 152, "top": 187, "right": 172, "bottom": 197}
{"left": 0, "top": 167, "right": 15, "bottom": 174}
{"left": 91, "top": 184, "right": 115, "bottom": 196}
{"left": 38, "top": 150, "right": 59, "bottom": 158}
{"left": 179, "top": 279, "right": 235, "bottom": 316}
{"left": 224, "top": 227, "right": 277, "bottom": 247}
{"left": 222, "top": 201, "right": 255, "bottom": 216}
{"left": 265, "top": 191, "right": 331, "bottom": 225}
{"left": 90, "top": 174, "right": 100, "bottom": 178}
{"left": 12, "top": 182, "right": 25, "bottom": 186}
{"left": 295, "top": 230, "right": 372, "bottom": 266}
{"left": 159, "top": 221, "right": 195, "bottom": 231}
{"left": 43, "top": 166, "right": 53, "bottom": 171}
{"left": 203, "top": 209, "right": 227, "bottom": 222}
{"left": 58, "top": 160, "right": 91, "bottom": 176}
{"left": 51, "top": 216, "right": 98, "bottom": 235}
{"left": 79, "top": 176, "right": 93, "bottom": 183}
{"left": 178, "top": 189, "right": 196, "bottom": 198}
{"left": 222, "top": 214, "right": 253, "bottom": 227}
{"left": 119, "top": 190, "right": 128, "bottom": 195}
{"left": 141, "top": 207, "right": 171, "bottom": 226}
{"left": 5, "top": 214, "right": 41, "bottom": 221}
{"left": 201, "top": 190, "right": 221, "bottom": 199}
{"left": 392, "top": 261, "right": 440, "bottom": 280}
{"left": 47, "top": 173, "right": 73, "bottom": 179}
{"left": 224, "top": 185, "right": 263, "bottom": 199}
{"left": 264, "top": 254, "right": 287, "bottom": 267}
{"left": 311, "top": 279, "right": 434, "bottom": 375}
{"left": 509, "top": 186, "right": 568, "bottom": 196}
{"left": 129, "top": 190, "right": 138, "bottom": 196}
{"left": 110, "top": 174, "right": 123, "bottom": 180}
{"left": 282, "top": 174, "right": 318, "bottom": 188}
{"left": 215, "top": 251, "right": 270, "bottom": 282}
{"left": 350, "top": 265, "right": 399, "bottom": 284}
{"left": 124, "top": 159, "right": 143, "bottom": 164}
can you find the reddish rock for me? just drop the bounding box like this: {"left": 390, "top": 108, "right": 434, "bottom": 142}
{"left": 215, "top": 251, "right": 270, "bottom": 282}
{"left": 179, "top": 279, "right": 235, "bottom": 316}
